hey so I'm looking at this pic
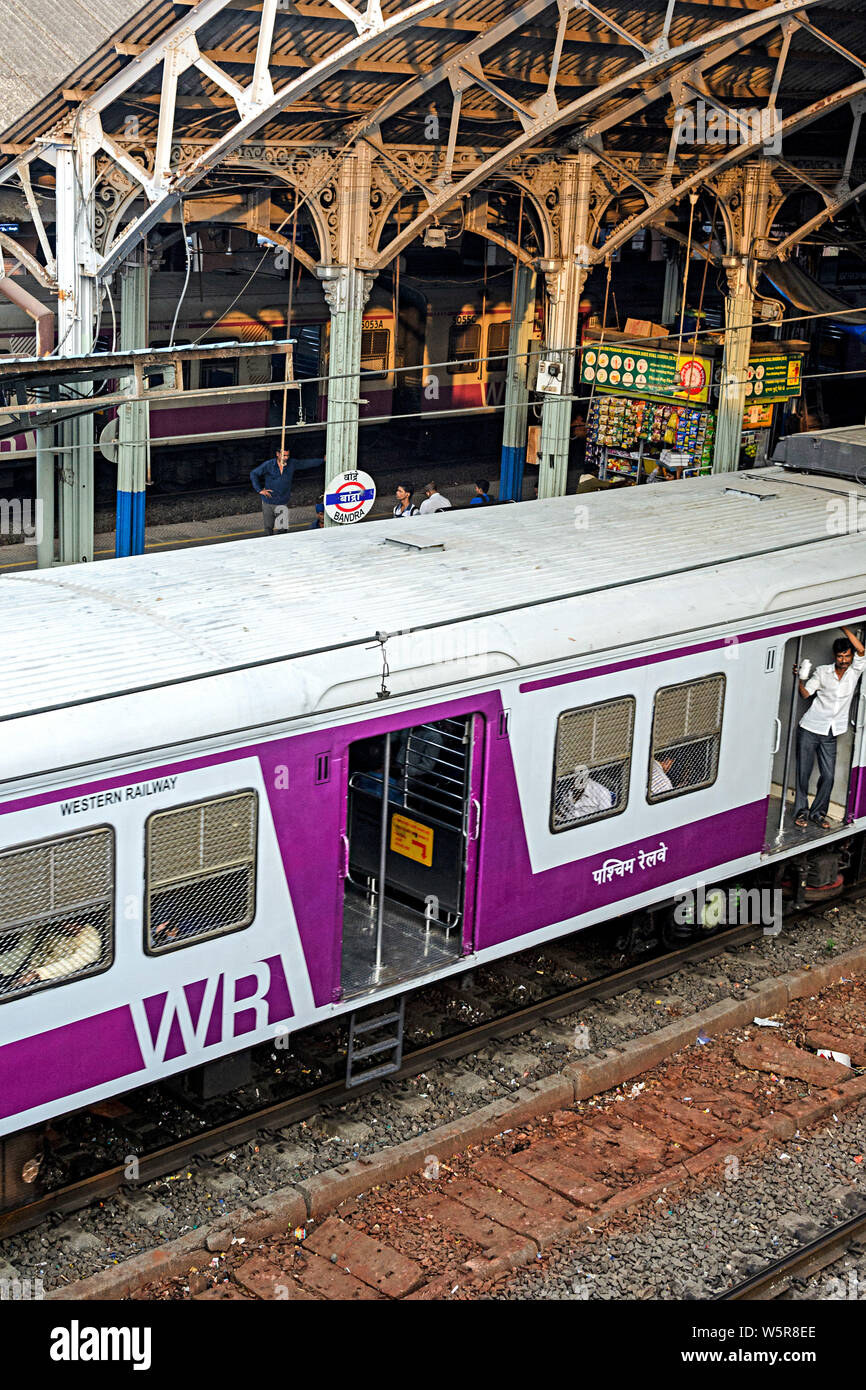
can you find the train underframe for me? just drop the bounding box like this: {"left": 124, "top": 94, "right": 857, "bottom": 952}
{"left": 2, "top": 824, "right": 863, "bottom": 1214}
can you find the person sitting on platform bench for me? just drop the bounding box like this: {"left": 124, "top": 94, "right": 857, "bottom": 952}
{"left": 470, "top": 479, "right": 493, "bottom": 505}
{"left": 419, "top": 481, "right": 452, "bottom": 514}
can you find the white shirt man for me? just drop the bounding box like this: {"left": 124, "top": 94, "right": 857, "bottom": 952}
{"left": 799, "top": 652, "right": 866, "bottom": 735}
{"left": 557, "top": 764, "right": 612, "bottom": 824}
{"left": 794, "top": 626, "right": 865, "bottom": 829}
{"left": 651, "top": 758, "right": 674, "bottom": 795}
{"left": 419, "top": 482, "right": 452, "bottom": 514}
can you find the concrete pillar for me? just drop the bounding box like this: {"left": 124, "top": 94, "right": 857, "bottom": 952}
{"left": 55, "top": 142, "right": 97, "bottom": 565}
{"left": 318, "top": 150, "right": 375, "bottom": 526}
{"left": 714, "top": 258, "right": 753, "bottom": 473}
{"left": 499, "top": 262, "right": 537, "bottom": 502}
{"left": 115, "top": 250, "right": 150, "bottom": 556}
{"left": 537, "top": 152, "right": 594, "bottom": 499}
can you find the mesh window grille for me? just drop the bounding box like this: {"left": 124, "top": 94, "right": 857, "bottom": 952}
{"left": 146, "top": 792, "right": 258, "bottom": 953}
{"left": 552, "top": 697, "right": 635, "bottom": 831}
{"left": 648, "top": 674, "right": 725, "bottom": 802}
{"left": 360, "top": 328, "right": 390, "bottom": 372}
{"left": 448, "top": 323, "right": 481, "bottom": 374}
{"left": 0, "top": 827, "right": 114, "bottom": 1001}
{"left": 487, "top": 321, "right": 510, "bottom": 363}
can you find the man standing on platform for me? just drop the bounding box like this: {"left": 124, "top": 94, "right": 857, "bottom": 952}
{"left": 250, "top": 447, "right": 322, "bottom": 534}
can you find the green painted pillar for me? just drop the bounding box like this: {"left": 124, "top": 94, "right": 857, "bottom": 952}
{"left": 537, "top": 153, "right": 593, "bottom": 499}
{"left": 55, "top": 142, "right": 97, "bottom": 565}
{"left": 714, "top": 259, "right": 754, "bottom": 474}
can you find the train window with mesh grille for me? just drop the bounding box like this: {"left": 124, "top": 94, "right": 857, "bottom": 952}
{"left": 487, "top": 321, "right": 510, "bottom": 368}
{"left": 361, "top": 328, "right": 390, "bottom": 373}
{"left": 551, "top": 696, "right": 635, "bottom": 832}
{"left": 647, "top": 674, "right": 725, "bottom": 802}
{"left": 448, "top": 322, "right": 481, "bottom": 374}
{"left": 145, "top": 792, "right": 258, "bottom": 954}
{"left": 0, "top": 827, "right": 114, "bottom": 1002}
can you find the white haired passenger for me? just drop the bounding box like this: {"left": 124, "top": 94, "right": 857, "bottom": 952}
{"left": 557, "top": 763, "right": 612, "bottom": 825}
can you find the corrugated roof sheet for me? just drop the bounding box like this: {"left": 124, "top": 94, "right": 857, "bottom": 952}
{"left": 0, "top": 0, "right": 148, "bottom": 131}
{"left": 2, "top": 0, "right": 864, "bottom": 159}
{"left": 1, "top": 466, "right": 865, "bottom": 721}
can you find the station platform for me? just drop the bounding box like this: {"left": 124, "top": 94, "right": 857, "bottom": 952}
{"left": 0, "top": 476, "right": 530, "bottom": 574}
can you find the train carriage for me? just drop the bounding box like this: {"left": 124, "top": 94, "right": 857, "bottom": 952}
{"left": 0, "top": 462, "right": 865, "bottom": 1144}
{"left": 0, "top": 270, "right": 522, "bottom": 474}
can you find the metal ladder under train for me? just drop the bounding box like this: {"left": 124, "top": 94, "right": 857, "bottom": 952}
{"left": 345, "top": 997, "right": 406, "bottom": 1088}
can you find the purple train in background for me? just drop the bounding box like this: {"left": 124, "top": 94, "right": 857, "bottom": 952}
{"left": 1, "top": 455, "right": 865, "bottom": 1180}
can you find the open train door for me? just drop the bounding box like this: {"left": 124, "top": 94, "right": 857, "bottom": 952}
{"left": 338, "top": 712, "right": 484, "bottom": 1003}
{"left": 765, "top": 625, "right": 864, "bottom": 851}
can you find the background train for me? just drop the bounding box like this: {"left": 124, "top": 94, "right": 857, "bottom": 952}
{"left": 0, "top": 262, "right": 531, "bottom": 487}
{"left": 0, "top": 446, "right": 865, "bottom": 1175}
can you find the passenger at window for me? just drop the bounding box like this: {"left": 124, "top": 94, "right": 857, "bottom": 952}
{"left": 793, "top": 625, "right": 865, "bottom": 829}
{"left": 419, "top": 481, "right": 452, "bottom": 514}
{"left": 19, "top": 922, "right": 101, "bottom": 985}
{"left": 651, "top": 753, "right": 675, "bottom": 796}
{"left": 559, "top": 764, "right": 613, "bottom": 822}
{"left": 0, "top": 927, "right": 38, "bottom": 985}
{"left": 393, "top": 484, "right": 419, "bottom": 517}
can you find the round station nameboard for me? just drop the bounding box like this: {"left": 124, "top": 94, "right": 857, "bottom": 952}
{"left": 323, "top": 470, "right": 376, "bottom": 525}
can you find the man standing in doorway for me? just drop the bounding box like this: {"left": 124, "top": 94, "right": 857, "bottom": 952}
{"left": 794, "top": 625, "right": 865, "bottom": 829}
{"left": 250, "top": 447, "right": 323, "bottom": 534}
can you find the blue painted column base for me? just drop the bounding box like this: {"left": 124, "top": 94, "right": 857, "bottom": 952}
{"left": 499, "top": 444, "right": 527, "bottom": 503}
{"left": 116, "top": 489, "right": 146, "bottom": 557}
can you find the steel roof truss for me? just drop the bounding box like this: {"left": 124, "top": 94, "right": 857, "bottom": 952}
{"left": 772, "top": 174, "right": 866, "bottom": 260}
{"left": 96, "top": 0, "right": 451, "bottom": 279}
{"left": 18, "top": 164, "right": 56, "bottom": 281}
{"left": 370, "top": 0, "right": 820, "bottom": 270}
{"left": 575, "top": 0, "right": 652, "bottom": 58}
{"left": 595, "top": 75, "right": 866, "bottom": 264}
{"left": 347, "top": 0, "right": 558, "bottom": 143}
{"left": 841, "top": 94, "right": 866, "bottom": 187}
{"left": 794, "top": 14, "right": 866, "bottom": 75}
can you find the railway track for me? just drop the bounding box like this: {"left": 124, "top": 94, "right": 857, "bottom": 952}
{"left": 0, "top": 922, "right": 761, "bottom": 1241}
{"left": 717, "top": 1208, "right": 866, "bottom": 1301}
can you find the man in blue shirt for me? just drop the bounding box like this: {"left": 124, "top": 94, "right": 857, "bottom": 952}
{"left": 250, "top": 448, "right": 323, "bottom": 534}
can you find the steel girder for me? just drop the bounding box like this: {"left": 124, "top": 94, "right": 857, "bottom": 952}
{"left": 585, "top": 77, "right": 866, "bottom": 265}
{"left": 368, "top": 0, "right": 826, "bottom": 269}
{"left": 91, "top": 0, "right": 454, "bottom": 279}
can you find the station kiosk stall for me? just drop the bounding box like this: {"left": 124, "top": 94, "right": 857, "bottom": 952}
{"left": 579, "top": 327, "right": 806, "bottom": 482}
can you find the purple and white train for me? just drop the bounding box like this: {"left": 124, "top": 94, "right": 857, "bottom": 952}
{"left": 0, "top": 458, "right": 865, "bottom": 1161}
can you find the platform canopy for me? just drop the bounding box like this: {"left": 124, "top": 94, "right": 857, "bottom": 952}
{"left": 0, "top": 0, "right": 865, "bottom": 285}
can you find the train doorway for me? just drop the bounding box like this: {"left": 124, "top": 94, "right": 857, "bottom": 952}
{"left": 765, "top": 626, "right": 864, "bottom": 850}
{"left": 340, "top": 714, "right": 483, "bottom": 998}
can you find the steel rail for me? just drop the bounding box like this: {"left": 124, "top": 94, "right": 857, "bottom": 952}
{"left": 717, "top": 1208, "right": 866, "bottom": 1300}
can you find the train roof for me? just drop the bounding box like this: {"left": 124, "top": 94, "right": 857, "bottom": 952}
{"left": 2, "top": 465, "right": 866, "bottom": 780}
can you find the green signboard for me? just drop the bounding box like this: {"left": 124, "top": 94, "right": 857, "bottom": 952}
{"left": 580, "top": 344, "right": 712, "bottom": 403}
{"left": 742, "top": 352, "right": 804, "bottom": 402}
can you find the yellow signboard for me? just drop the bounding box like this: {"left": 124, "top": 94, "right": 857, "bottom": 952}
{"left": 390, "top": 814, "right": 434, "bottom": 867}
{"left": 742, "top": 401, "right": 773, "bottom": 429}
